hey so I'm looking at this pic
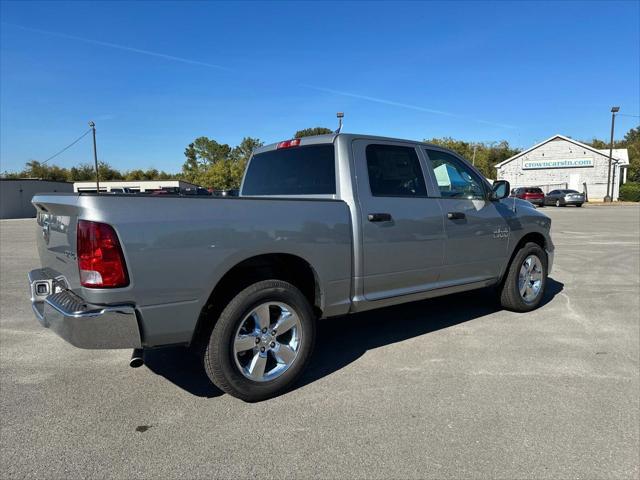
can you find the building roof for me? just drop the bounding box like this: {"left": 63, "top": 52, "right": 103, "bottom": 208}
{"left": 0, "top": 178, "right": 72, "bottom": 183}
{"left": 596, "top": 148, "right": 629, "bottom": 163}
{"left": 495, "top": 134, "right": 629, "bottom": 169}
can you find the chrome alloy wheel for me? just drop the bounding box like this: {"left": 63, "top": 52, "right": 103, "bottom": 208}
{"left": 518, "top": 255, "right": 543, "bottom": 303}
{"left": 233, "top": 302, "right": 302, "bottom": 382}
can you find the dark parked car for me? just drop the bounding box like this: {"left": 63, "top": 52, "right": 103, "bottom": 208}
{"left": 511, "top": 187, "right": 545, "bottom": 207}
{"left": 212, "top": 189, "right": 239, "bottom": 197}
{"left": 182, "top": 187, "right": 212, "bottom": 196}
{"left": 544, "top": 189, "right": 584, "bottom": 207}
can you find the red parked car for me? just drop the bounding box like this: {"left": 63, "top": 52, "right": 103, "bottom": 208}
{"left": 510, "top": 187, "right": 545, "bottom": 207}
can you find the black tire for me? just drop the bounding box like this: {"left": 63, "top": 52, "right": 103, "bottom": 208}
{"left": 203, "top": 280, "right": 316, "bottom": 402}
{"left": 555, "top": 199, "right": 561, "bottom": 207}
{"left": 499, "top": 242, "right": 548, "bottom": 312}
{"left": 576, "top": 203, "right": 583, "bottom": 207}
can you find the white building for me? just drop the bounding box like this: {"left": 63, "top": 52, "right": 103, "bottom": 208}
{"left": 496, "top": 134, "right": 629, "bottom": 201}
{"left": 73, "top": 179, "right": 198, "bottom": 193}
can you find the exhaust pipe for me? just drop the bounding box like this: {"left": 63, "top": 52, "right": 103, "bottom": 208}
{"left": 129, "top": 348, "right": 144, "bottom": 368}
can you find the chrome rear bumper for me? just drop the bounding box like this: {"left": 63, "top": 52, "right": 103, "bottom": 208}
{"left": 28, "top": 269, "right": 142, "bottom": 349}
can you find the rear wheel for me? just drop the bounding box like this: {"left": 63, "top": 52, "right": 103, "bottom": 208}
{"left": 576, "top": 203, "right": 583, "bottom": 207}
{"left": 203, "top": 280, "right": 316, "bottom": 402}
{"left": 555, "top": 199, "right": 561, "bottom": 207}
{"left": 499, "top": 242, "right": 547, "bottom": 312}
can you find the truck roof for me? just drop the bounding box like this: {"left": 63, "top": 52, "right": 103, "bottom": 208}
{"left": 254, "top": 132, "right": 445, "bottom": 155}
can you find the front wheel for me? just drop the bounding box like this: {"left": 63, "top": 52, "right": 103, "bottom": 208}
{"left": 203, "top": 280, "right": 316, "bottom": 402}
{"left": 499, "top": 242, "right": 548, "bottom": 312}
{"left": 576, "top": 203, "right": 583, "bottom": 207}
{"left": 555, "top": 199, "right": 561, "bottom": 207}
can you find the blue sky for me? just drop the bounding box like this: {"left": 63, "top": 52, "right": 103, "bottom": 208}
{"left": 1, "top": 0, "right": 639, "bottom": 173}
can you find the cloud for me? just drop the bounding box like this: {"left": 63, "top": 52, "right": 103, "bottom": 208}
{"left": 2, "top": 22, "right": 233, "bottom": 71}
{"left": 302, "top": 84, "right": 516, "bottom": 130}
{"left": 2, "top": 22, "right": 515, "bottom": 129}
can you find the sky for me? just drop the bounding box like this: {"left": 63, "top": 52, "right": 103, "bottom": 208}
{"left": 1, "top": 0, "right": 639, "bottom": 174}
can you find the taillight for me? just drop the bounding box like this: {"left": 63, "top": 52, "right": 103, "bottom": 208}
{"left": 277, "top": 138, "right": 301, "bottom": 149}
{"left": 77, "top": 220, "right": 129, "bottom": 288}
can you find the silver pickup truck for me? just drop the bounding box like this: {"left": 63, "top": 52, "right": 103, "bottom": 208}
{"left": 29, "top": 133, "right": 554, "bottom": 401}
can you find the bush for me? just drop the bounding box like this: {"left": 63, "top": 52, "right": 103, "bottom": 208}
{"left": 619, "top": 182, "right": 640, "bottom": 202}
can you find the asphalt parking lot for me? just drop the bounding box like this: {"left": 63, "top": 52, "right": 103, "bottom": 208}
{"left": 1, "top": 205, "right": 639, "bottom": 479}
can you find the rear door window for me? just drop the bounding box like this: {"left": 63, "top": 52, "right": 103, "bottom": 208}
{"left": 366, "top": 144, "right": 427, "bottom": 197}
{"left": 242, "top": 144, "right": 336, "bottom": 195}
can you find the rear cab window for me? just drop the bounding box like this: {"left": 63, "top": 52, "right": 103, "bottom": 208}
{"left": 241, "top": 144, "right": 336, "bottom": 196}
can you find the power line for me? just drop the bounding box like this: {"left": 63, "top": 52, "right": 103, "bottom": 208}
{"left": 42, "top": 128, "right": 92, "bottom": 164}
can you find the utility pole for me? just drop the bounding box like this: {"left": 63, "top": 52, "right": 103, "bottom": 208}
{"left": 471, "top": 144, "right": 477, "bottom": 166}
{"left": 604, "top": 106, "right": 620, "bottom": 202}
{"left": 89, "top": 121, "right": 100, "bottom": 193}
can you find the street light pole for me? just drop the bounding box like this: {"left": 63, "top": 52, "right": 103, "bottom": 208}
{"left": 604, "top": 106, "right": 620, "bottom": 202}
{"left": 611, "top": 159, "right": 619, "bottom": 199}
{"left": 88, "top": 121, "right": 100, "bottom": 194}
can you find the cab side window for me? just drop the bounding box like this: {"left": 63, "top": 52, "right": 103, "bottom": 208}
{"left": 424, "top": 149, "right": 485, "bottom": 200}
{"left": 366, "top": 144, "right": 427, "bottom": 197}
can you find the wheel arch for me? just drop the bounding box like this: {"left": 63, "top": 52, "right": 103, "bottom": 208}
{"left": 190, "top": 253, "right": 321, "bottom": 347}
{"left": 499, "top": 231, "right": 549, "bottom": 284}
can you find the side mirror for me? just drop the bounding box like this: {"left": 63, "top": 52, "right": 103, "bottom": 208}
{"left": 491, "top": 180, "right": 510, "bottom": 200}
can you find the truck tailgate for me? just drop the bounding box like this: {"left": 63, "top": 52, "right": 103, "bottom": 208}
{"left": 33, "top": 194, "right": 83, "bottom": 292}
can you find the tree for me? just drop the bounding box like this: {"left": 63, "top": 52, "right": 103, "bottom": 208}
{"left": 180, "top": 136, "right": 263, "bottom": 190}
{"left": 232, "top": 137, "right": 263, "bottom": 164}
{"left": 294, "top": 127, "right": 333, "bottom": 138}
{"left": 424, "top": 137, "right": 520, "bottom": 179}
{"left": 623, "top": 126, "right": 640, "bottom": 182}
{"left": 583, "top": 125, "right": 640, "bottom": 183}
{"left": 68, "top": 163, "right": 98, "bottom": 181}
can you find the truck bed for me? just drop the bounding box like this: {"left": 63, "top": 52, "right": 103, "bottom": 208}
{"left": 32, "top": 193, "right": 353, "bottom": 346}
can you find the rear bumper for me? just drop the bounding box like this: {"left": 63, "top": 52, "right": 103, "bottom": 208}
{"left": 527, "top": 198, "right": 544, "bottom": 206}
{"left": 564, "top": 199, "right": 584, "bottom": 205}
{"left": 28, "top": 269, "right": 142, "bottom": 349}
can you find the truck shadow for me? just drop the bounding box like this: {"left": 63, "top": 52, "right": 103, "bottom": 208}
{"left": 144, "top": 278, "right": 564, "bottom": 399}
{"left": 143, "top": 345, "right": 224, "bottom": 398}
{"left": 297, "top": 278, "right": 564, "bottom": 392}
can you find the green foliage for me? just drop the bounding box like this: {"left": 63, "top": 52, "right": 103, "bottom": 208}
{"left": 68, "top": 163, "right": 99, "bottom": 181}
{"left": 584, "top": 138, "right": 608, "bottom": 149}
{"left": 1, "top": 160, "right": 176, "bottom": 183}
{"left": 4, "top": 125, "right": 637, "bottom": 191}
{"left": 424, "top": 138, "right": 520, "bottom": 179}
{"left": 619, "top": 182, "right": 640, "bottom": 202}
{"left": 623, "top": 127, "right": 640, "bottom": 182}
{"left": 180, "top": 136, "right": 264, "bottom": 190}
{"left": 294, "top": 127, "right": 333, "bottom": 138}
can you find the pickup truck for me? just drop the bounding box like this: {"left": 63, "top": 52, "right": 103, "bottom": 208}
{"left": 29, "top": 133, "right": 554, "bottom": 401}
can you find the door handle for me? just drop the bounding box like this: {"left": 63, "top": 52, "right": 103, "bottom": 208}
{"left": 368, "top": 213, "right": 392, "bottom": 222}
{"left": 447, "top": 212, "right": 466, "bottom": 220}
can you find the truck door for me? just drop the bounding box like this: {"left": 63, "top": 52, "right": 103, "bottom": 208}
{"left": 352, "top": 140, "right": 445, "bottom": 301}
{"left": 423, "top": 148, "right": 512, "bottom": 285}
